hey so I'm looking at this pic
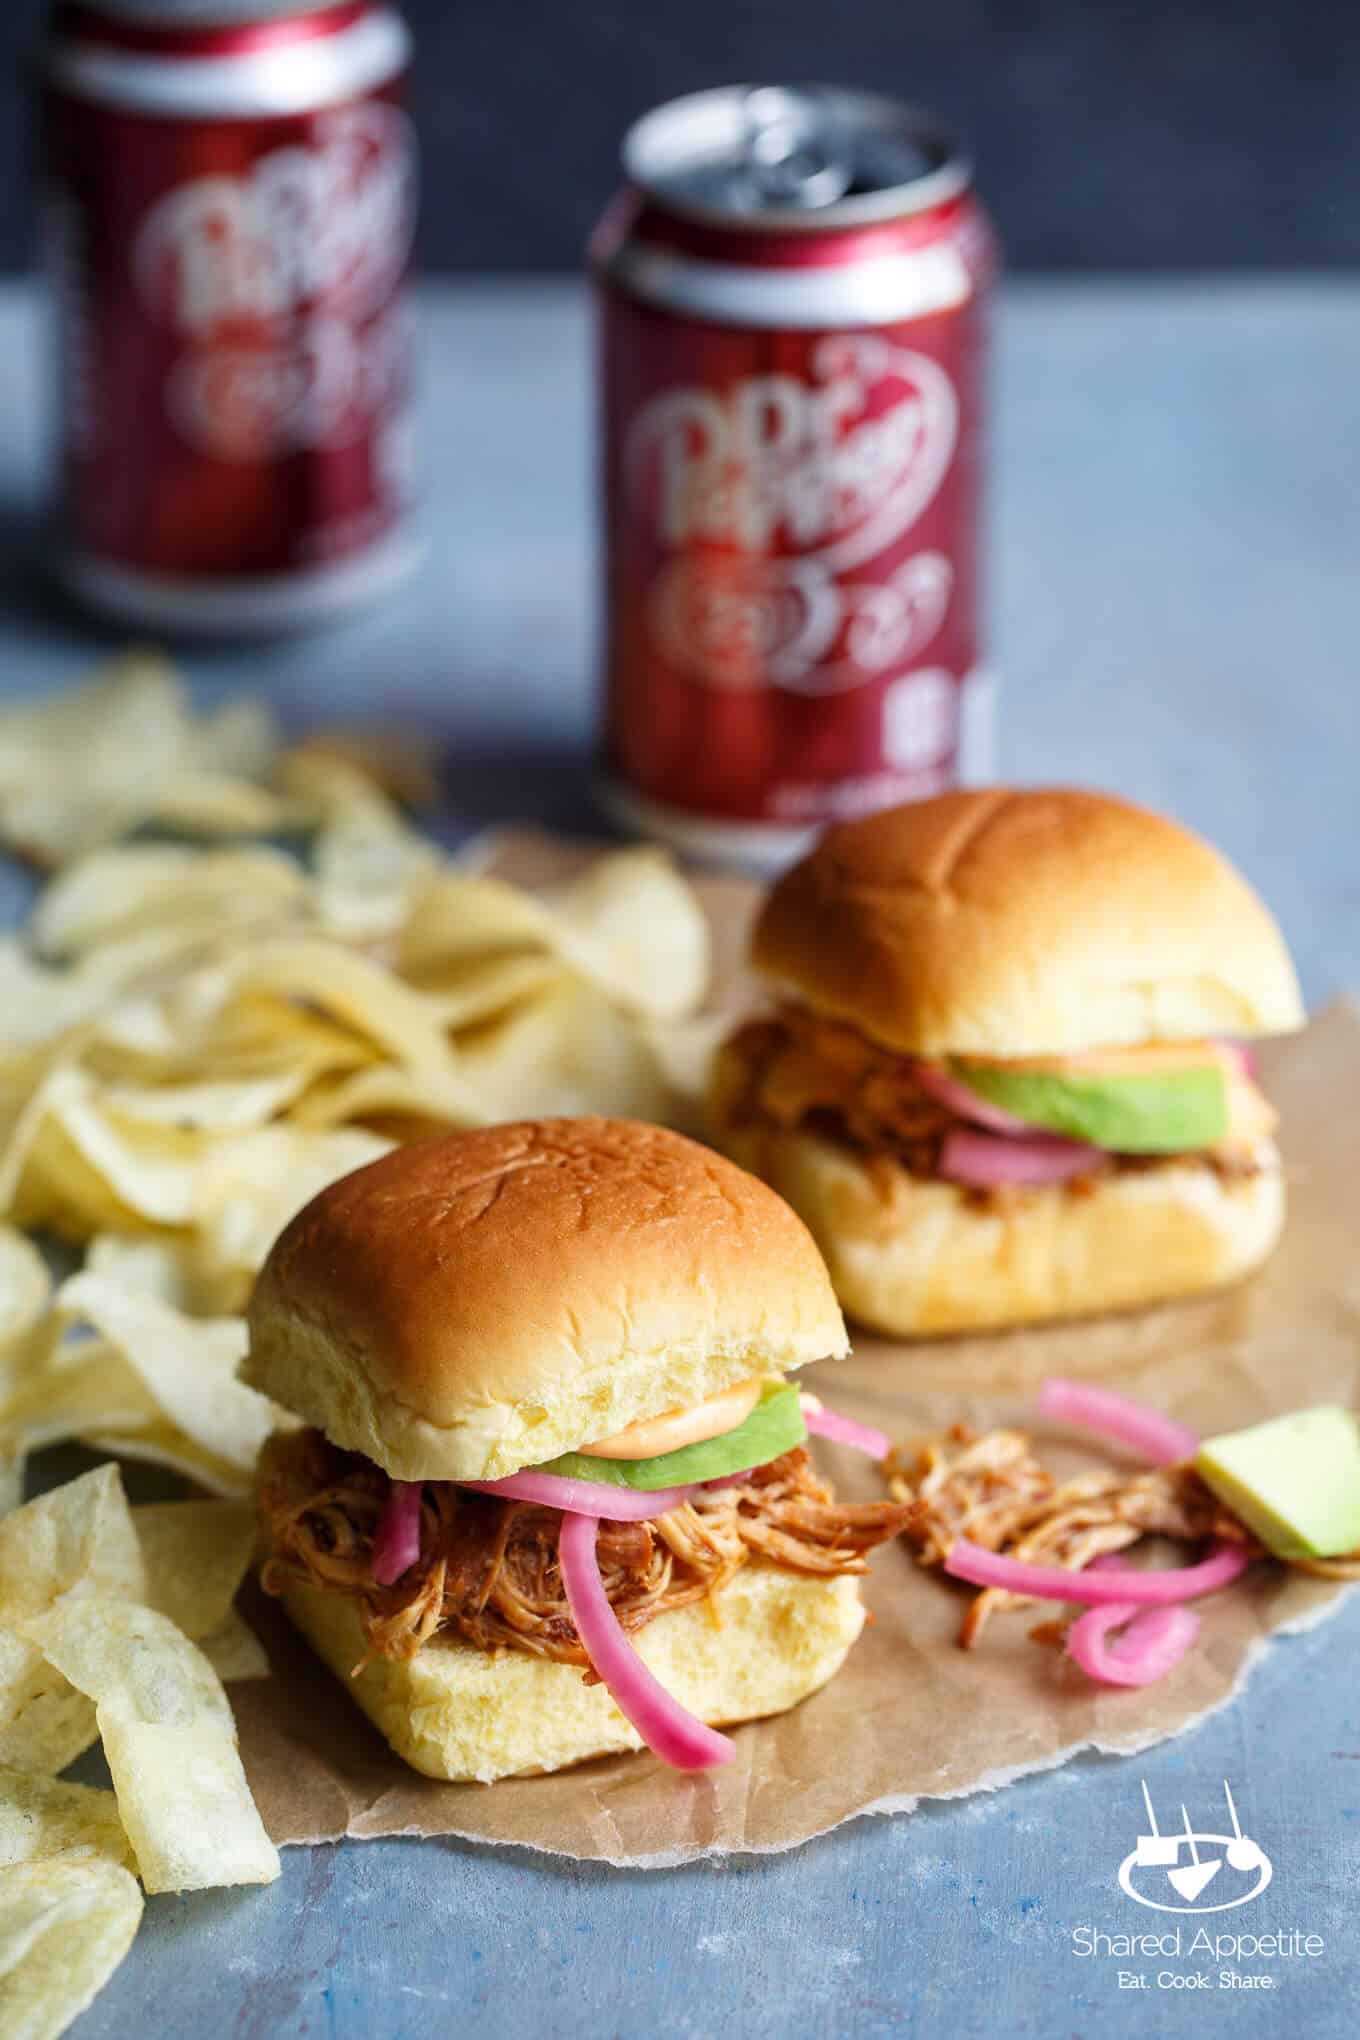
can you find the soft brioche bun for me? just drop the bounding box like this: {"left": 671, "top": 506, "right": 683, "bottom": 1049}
{"left": 280, "top": 1565, "right": 865, "bottom": 1782}
{"left": 243, "top": 1117, "right": 847, "bottom": 1481}
{"left": 754, "top": 788, "right": 1304, "bottom": 1058}
{"left": 710, "top": 1106, "right": 1285, "bottom": 1336}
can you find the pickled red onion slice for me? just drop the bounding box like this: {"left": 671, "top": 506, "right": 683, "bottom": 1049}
{"left": 372, "top": 1480, "right": 423, "bottom": 1586}
{"left": 1216, "top": 1039, "right": 1258, "bottom": 1079}
{"left": 911, "top": 1063, "right": 1033, "bottom": 1135}
{"left": 802, "top": 1400, "right": 893, "bottom": 1463}
{"left": 944, "top": 1536, "right": 1251, "bottom": 1604}
{"left": 558, "top": 1510, "right": 735, "bottom": 1771}
{"left": 462, "top": 1469, "right": 698, "bottom": 1518}
{"left": 938, "top": 1128, "right": 1104, "bottom": 1188}
{"left": 1066, "top": 1603, "right": 1202, "bottom": 1687}
{"left": 1038, "top": 1377, "right": 1200, "bottom": 1466}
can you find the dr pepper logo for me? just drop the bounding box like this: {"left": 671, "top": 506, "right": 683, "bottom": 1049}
{"left": 626, "top": 335, "right": 958, "bottom": 696}
{"left": 131, "top": 104, "right": 415, "bottom": 460}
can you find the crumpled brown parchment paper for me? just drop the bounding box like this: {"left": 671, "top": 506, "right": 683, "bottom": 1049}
{"left": 231, "top": 832, "right": 1359, "bottom": 1865}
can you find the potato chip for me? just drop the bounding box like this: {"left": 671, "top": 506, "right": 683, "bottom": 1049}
{"left": 419, "top": 950, "right": 559, "bottom": 1031}
{"left": 90, "top": 982, "right": 372, "bottom": 1098}
{"left": 198, "top": 1613, "right": 270, "bottom": 1685}
{"left": 14, "top": 1077, "right": 205, "bottom": 1231}
{"left": 0, "top": 1232, "right": 52, "bottom": 1354}
{"left": 189, "top": 1124, "right": 391, "bottom": 1296}
{"left": 0, "top": 1465, "right": 146, "bottom": 1622}
{"left": 99, "top": 1069, "right": 309, "bottom": 1133}
{"left": 276, "top": 743, "right": 391, "bottom": 813}
{"left": 0, "top": 1631, "right": 98, "bottom": 1777}
{"left": 0, "top": 1341, "right": 156, "bottom": 1521}
{"left": 539, "top": 846, "right": 711, "bottom": 1022}
{"left": 2, "top": 1069, "right": 219, "bottom": 1238}
{"left": 63, "top": 919, "right": 258, "bottom": 1014}
{"left": 310, "top": 791, "right": 440, "bottom": 945}
{"left": 78, "top": 1233, "right": 241, "bottom": 1323}
{"left": 0, "top": 1228, "right": 54, "bottom": 1476}
{"left": 140, "top": 771, "right": 304, "bottom": 841}
{"left": 0, "top": 1768, "right": 133, "bottom": 1871}
{"left": 396, "top": 870, "right": 557, "bottom": 980}
{"left": 228, "top": 937, "right": 456, "bottom": 1069}
{"left": 80, "top": 1429, "right": 250, "bottom": 1501}
{"left": 133, "top": 1501, "right": 256, "bottom": 1640}
{"left": 22, "top": 1602, "right": 280, "bottom": 1891}
{"left": 0, "top": 1469, "right": 145, "bottom": 1779}
{"left": 10, "top": 1118, "right": 144, "bottom": 1242}
{"left": 282, "top": 726, "right": 440, "bottom": 810}
{"left": 456, "top": 976, "right": 672, "bottom": 1124}
{"left": 0, "top": 1335, "right": 248, "bottom": 1513}
{"left": 56, "top": 1276, "right": 270, "bottom": 1482}
{"left": 192, "top": 691, "right": 279, "bottom": 784}
{"left": 81, "top": 997, "right": 178, "bottom": 1071}
{"left": 0, "top": 946, "right": 110, "bottom": 1053}
{"left": 287, "top": 1060, "right": 484, "bottom": 1133}
{"left": 641, "top": 1009, "right": 734, "bottom": 1108}
{"left": 0, "top": 649, "right": 192, "bottom": 868}
{"left": 184, "top": 989, "right": 378, "bottom": 1088}
{"left": 32, "top": 845, "right": 305, "bottom": 963}
{"left": 0, "top": 1072, "right": 81, "bottom": 1226}
{"left": 83, "top": 1236, "right": 195, "bottom": 1311}
{"left": 0, "top": 1858, "right": 142, "bottom": 2039}
{"left": 0, "top": 653, "right": 283, "bottom": 880}
{"left": 1, "top": 1337, "right": 161, "bottom": 1457}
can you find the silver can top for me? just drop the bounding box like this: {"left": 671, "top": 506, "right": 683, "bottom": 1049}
{"left": 622, "top": 85, "right": 968, "bottom": 232}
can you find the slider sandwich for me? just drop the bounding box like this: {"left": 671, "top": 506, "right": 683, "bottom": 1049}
{"left": 709, "top": 789, "right": 1303, "bottom": 1335}
{"left": 246, "top": 1118, "right": 908, "bottom": 1780}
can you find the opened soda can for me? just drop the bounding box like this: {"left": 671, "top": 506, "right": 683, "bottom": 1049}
{"left": 593, "top": 85, "right": 998, "bottom": 868}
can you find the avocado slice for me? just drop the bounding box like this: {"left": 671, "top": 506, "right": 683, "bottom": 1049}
{"left": 537, "top": 1381, "right": 806, "bottom": 1491}
{"left": 952, "top": 1061, "right": 1228, "bottom": 1153}
{"left": 1195, "top": 1406, "right": 1360, "bottom": 1560}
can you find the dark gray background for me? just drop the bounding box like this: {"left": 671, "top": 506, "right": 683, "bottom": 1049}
{"left": 8, "top": 0, "right": 1360, "bottom": 271}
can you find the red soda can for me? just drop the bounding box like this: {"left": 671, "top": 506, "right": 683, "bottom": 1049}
{"left": 593, "top": 86, "right": 997, "bottom": 868}
{"left": 41, "top": 0, "right": 418, "bottom": 633}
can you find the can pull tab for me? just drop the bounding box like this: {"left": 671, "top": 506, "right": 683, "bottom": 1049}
{"left": 738, "top": 87, "right": 853, "bottom": 210}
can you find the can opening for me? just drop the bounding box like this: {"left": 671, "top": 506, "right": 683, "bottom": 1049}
{"left": 739, "top": 87, "right": 855, "bottom": 210}
{"left": 622, "top": 85, "right": 965, "bottom": 230}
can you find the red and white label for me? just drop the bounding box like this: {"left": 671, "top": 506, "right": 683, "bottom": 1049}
{"left": 625, "top": 335, "right": 958, "bottom": 695}
{"left": 133, "top": 103, "right": 415, "bottom": 460}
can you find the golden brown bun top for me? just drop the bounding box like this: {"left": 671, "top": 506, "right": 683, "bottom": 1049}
{"left": 244, "top": 1118, "right": 848, "bottom": 1481}
{"left": 752, "top": 788, "right": 1304, "bottom": 1057}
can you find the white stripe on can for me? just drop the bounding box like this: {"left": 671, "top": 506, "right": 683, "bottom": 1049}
{"left": 605, "top": 237, "right": 971, "bottom": 330}
{"left": 47, "top": 9, "right": 411, "bottom": 118}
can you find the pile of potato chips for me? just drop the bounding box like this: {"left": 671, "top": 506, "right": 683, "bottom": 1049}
{"left": 0, "top": 1463, "right": 276, "bottom": 2034}
{"left": 0, "top": 650, "right": 716, "bottom": 2032}
{"left": 0, "top": 651, "right": 713, "bottom": 1489}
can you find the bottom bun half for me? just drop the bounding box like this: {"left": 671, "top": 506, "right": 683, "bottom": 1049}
{"left": 281, "top": 1564, "right": 865, "bottom": 1782}
{"left": 713, "top": 1120, "right": 1285, "bottom": 1337}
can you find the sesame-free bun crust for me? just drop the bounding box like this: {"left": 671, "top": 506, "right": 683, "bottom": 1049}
{"left": 711, "top": 1112, "right": 1285, "bottom": 1336}
{"left": 244, "top": 1118, "right": 848, "bottom": 1481}
{"left": 754, "top": 789, "right": 1304, "bottom": 1058}
{"left": 280, "top": 1565, "right": 864, "bottom": 1782}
